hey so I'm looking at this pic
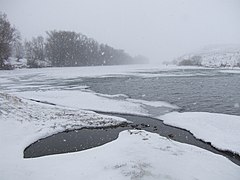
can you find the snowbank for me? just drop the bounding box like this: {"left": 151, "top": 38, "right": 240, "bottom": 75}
{"left": 159, "top": 112, "right": 240, "bottom": 155}
{"left": 0, "top": 92, "right": 128, "bottom": 158}
{"left": 13, "top": 90, "right": 178, "bottom": 116}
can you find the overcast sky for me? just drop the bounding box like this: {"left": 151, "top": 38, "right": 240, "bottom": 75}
{"left": 1, "top": 0, "right": 240, "bottom": 63}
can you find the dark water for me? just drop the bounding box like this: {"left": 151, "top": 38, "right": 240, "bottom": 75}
{"left": 83, "top": 69, "right": 240, "bottom": 116}
{"left": 24, "top": 113, "right": 240, "bottom": 166}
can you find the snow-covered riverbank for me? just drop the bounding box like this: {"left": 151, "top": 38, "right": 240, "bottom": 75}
{"left": 160, "top": 112, "right": 240, "bottom": 155}
{"left": 1, "top": 93, "right": 240, "bottom": 180}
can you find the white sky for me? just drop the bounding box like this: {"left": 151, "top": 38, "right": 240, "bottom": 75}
{"left": 1, "top": 0, "right": 240, "bottom": 63}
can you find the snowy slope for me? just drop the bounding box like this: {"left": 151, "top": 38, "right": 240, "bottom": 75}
{"left": 176, "top": 45, "right": 240, "bottom": 67}
{"left": 0, "top": 92, "right": 128, "bottom": 148}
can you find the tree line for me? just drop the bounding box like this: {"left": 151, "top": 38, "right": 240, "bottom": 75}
{"left": 0, "top": 12, "right": 148, "bottom": 69}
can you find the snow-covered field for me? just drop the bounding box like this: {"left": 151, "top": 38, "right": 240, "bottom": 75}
{"left": 1, "top": 65, "right": 240, "bottom": 179}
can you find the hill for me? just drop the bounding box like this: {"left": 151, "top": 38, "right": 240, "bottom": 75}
{"left": 174, "top": 45, "right": 240, "bottom": 67}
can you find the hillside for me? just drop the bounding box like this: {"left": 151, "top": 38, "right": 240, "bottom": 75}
{"left": 174, "top": 45, "right": 240, "bottom": 67}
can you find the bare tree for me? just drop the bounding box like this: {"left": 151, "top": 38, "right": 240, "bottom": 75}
{"left": 45, "top": 30, "right": 83, "bottom": 67}
{"left": 45, "top": 30, "right": 136, "bottom": 67}
{"left": 25, "top": 36, "right": 45, "bottom": 68}
{"left": 178, "top": 56, "right": 202, "bottom": 66}
{"left": 12, "top": 39, "right": 24, "bottom": 61}
{"left": 0, "top": 12, "right": 19, "bottom": 69}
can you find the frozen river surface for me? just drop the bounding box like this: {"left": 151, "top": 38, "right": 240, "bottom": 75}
{"left": 84, "top": 69, "right": 240, "bottom": 116}
{"left": 1, "top": 67, "right": 240, "bottom": 115}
